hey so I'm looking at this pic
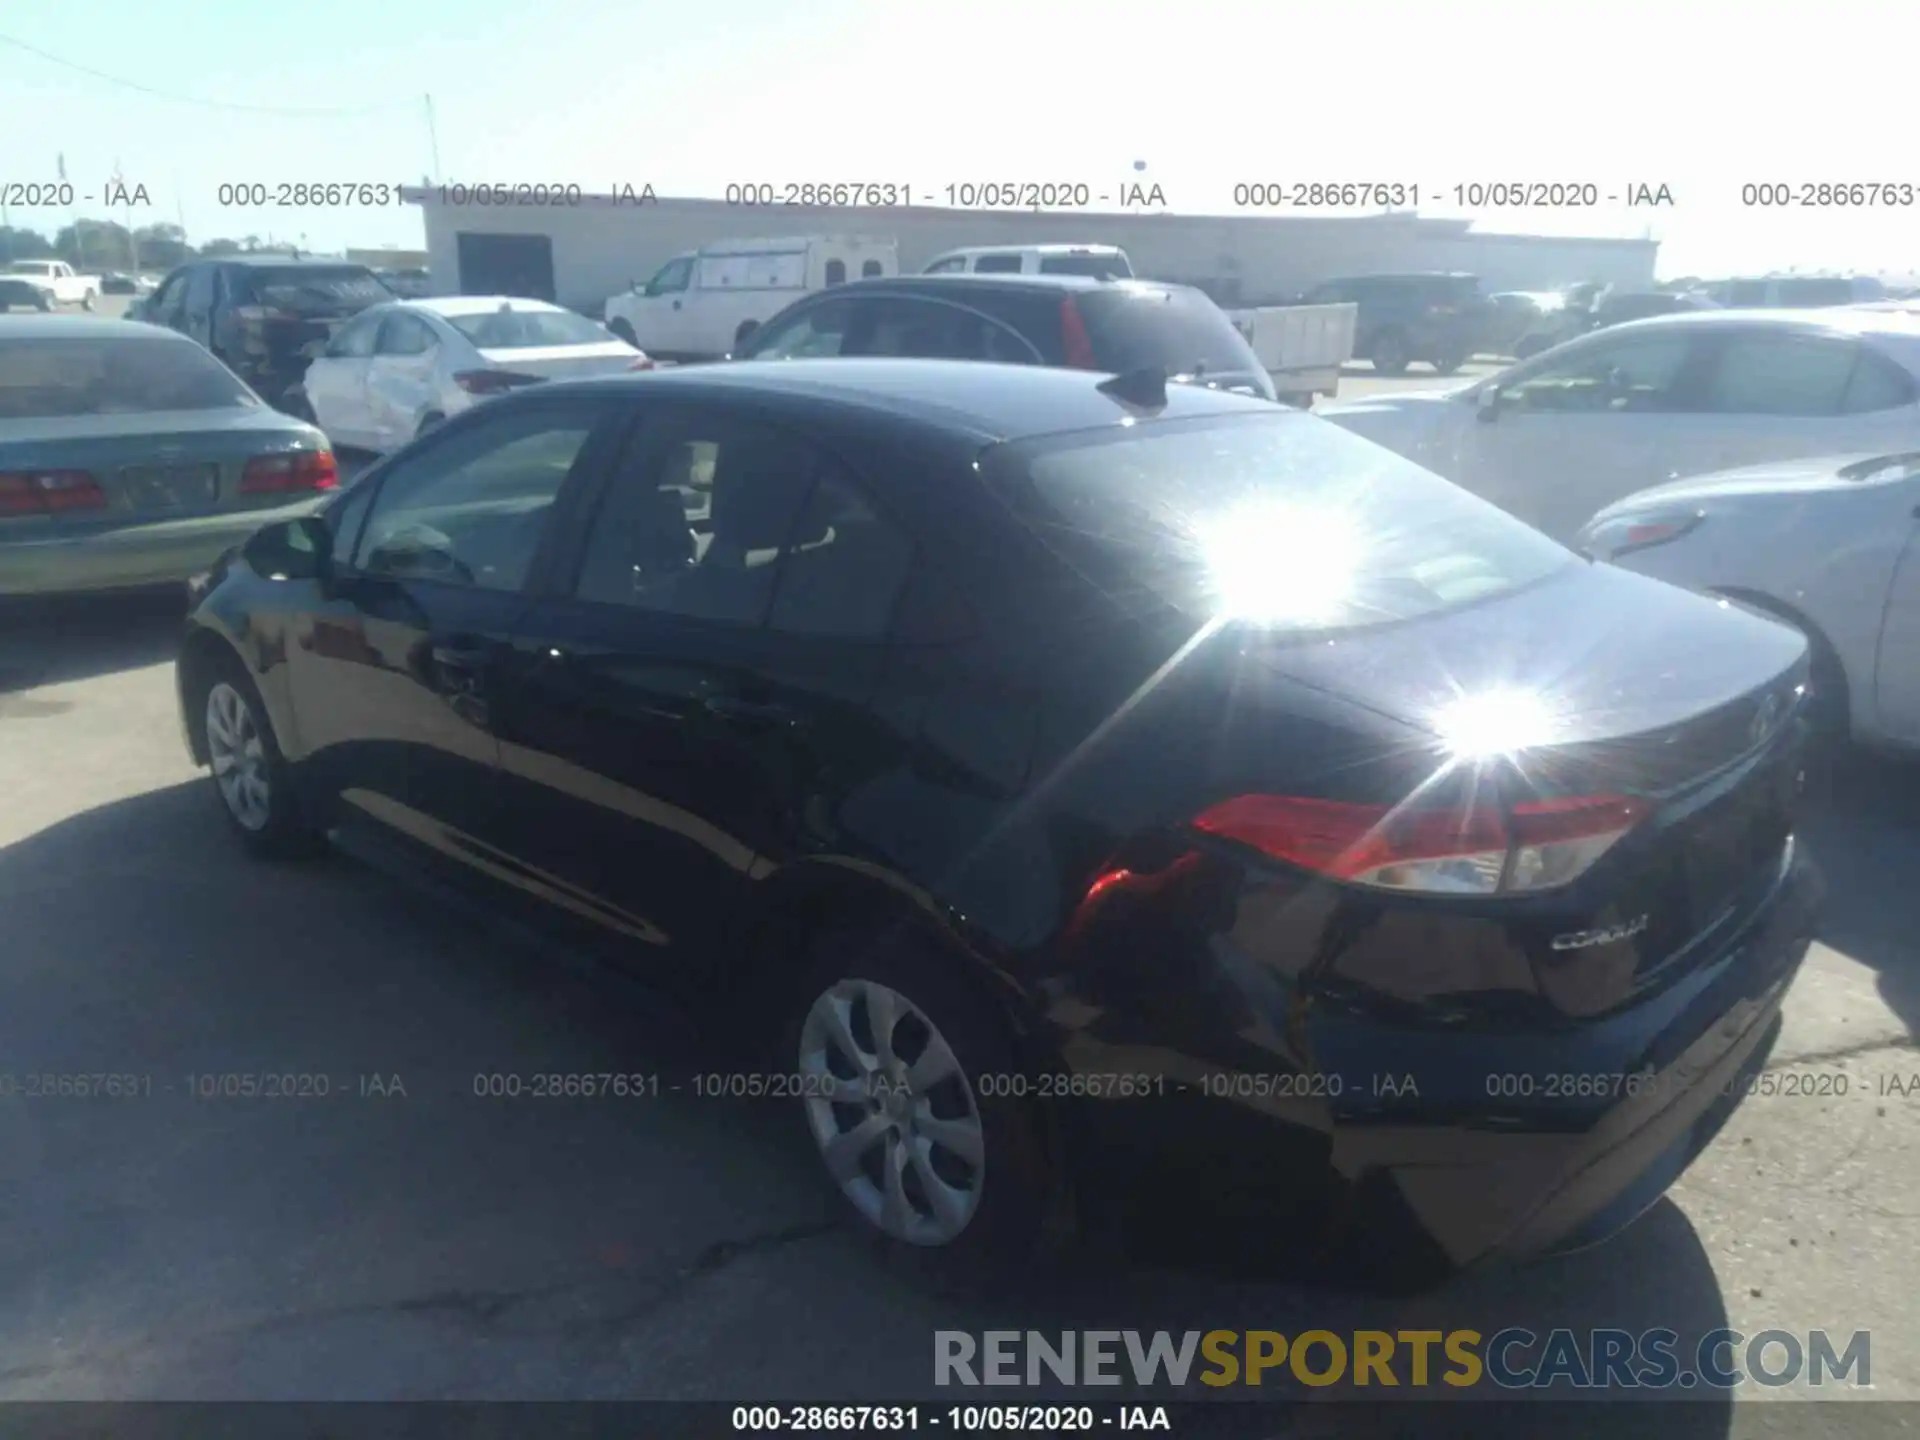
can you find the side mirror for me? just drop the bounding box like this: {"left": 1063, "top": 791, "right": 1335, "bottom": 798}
{"left": 243, "top": 515, "right": 332, "bottom": 583}
{"left": 1476, "top": 386, "right": 1504, "bottom": 423}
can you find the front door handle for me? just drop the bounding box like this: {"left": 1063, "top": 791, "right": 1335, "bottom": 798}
{"left": 703, "top": 695, "right": 796, "bottom": 727}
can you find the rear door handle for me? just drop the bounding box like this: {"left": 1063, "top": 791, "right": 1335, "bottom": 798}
{"left": 703, "top": 695, "right": 796, "bottom": 727}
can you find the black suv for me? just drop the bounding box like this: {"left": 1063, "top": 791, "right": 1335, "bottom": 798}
{"left": 735, "top": 274, "right": 1276, "bottom": 400}
{"left": 1303, "top": 272, "right": 1489, "bottom": 376}
{"left": 133, "top": 256, "right": 394, "bottom": 412}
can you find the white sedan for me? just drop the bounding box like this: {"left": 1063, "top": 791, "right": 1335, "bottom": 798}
{"left": 1321, "top": 308, "right": 1920, "bottom": 542}
{"left": 1576, "top": 451, "right": 1920, "bottom": 752}
{"left": 298, "top": 296, "right": 650, "bottom": 453}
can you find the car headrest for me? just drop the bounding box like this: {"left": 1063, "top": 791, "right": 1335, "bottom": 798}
{"left": 708, "top": 436, "right": 814, "bottom": 552}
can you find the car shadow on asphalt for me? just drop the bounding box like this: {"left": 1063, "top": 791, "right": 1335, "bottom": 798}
{"left": 2, "top": 781, "right": 1736, "bottom": 1429}
{"left": 1801, "top": 751, "right": 1920, "bottom": 1040}
{"left": 0, "top": 588, "right": 187, "bottom": 695}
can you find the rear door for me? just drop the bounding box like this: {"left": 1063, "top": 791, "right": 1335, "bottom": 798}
{"left": 487, "top": 404, "right": 917, "bottom": 974}
{"left": 365, "top": 311, "right": 444, "bottom": 449}
{"left": 301, "top": 307, "right": 385, "bottom": 448}
{"left": 1877, "top": 508, "right": 1920, "bottom": 742}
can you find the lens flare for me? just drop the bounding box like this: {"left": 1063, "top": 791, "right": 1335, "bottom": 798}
{"left": 1198, "top": 499, "right": 1363, "bottom": 626}
{"left": 1435, "top": 688, "right": 1562, "bottom": 758}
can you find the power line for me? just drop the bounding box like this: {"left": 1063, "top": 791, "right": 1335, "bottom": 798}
{"left": 0, "top": 33, "right": 418, "bottom": 116}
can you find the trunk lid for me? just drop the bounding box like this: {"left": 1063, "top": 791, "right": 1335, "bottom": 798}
{"left": 0, "top": 407, "right": 326, "bottom": 524}
{"left": 473, "top": 342, "right": 643, "bottom": 381}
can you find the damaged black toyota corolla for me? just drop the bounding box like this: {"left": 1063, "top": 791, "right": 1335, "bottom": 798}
{"left": 175, "top": 359, "right": 1822, "bottom": 1292}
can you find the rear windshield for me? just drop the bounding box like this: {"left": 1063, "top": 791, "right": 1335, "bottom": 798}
{"left": 1039, "top": 253, "right": 1132, "bottom": 279}
{"left": 1076, "top": 288, "right": 1268, "bottom": 384}
{"left": 0, "top": 336, "right": 258, "bottom": 419}
{"left": 985, "top": 412, "right": 1569, "bottom": 631}
{"left": 448, "top": 308, "right": 611, "bottom": 348}
{"left": 244, "top": 267, "right": 393, "bottom": 312}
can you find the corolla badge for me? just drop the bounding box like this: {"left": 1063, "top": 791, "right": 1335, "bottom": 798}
{"left": 1551, "top": 914, "right": 1651, "bottom": 951}
{"left": 1749, "top": 692, "right": 1784, "bottom": 749}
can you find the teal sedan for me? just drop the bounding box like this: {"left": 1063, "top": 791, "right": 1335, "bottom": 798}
{"left": 0, "top": 315, "right": 338, "bottom": 596}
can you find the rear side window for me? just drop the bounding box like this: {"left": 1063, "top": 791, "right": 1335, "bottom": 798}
{"left": 1842, "top": 349, "right": 1918, "bottom": 413}
{"left": 985, "top": 413, "right": 1570, "bottom": 630}
{"left": 924, "top": 257, "right": 969, "bottom": 275}
{"left": 1703, "top": 334, "right": 1859, "bottom": 416}
{"left": 972, "top": 254, "right": 1025, "bottom": 274}
{"left": 745, "top": 298, "right": 856, "bottom": 359}
{"left": 1075, "top": 288, "right": 1267, "bottom": 383}
{"left": 854, "top": 297, "right": 1040, "bottom": 363}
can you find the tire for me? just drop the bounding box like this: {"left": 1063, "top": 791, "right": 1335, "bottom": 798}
{"left": 33, "top": 290, "right": 52, "bottom": 312}
{"left": 193, "top": 656, "right": 324, "bottom": 860}
{"left": 778, "top": 924, "right": 1065, "bottom": 1297}
{"left": 608, "top": 318, "right": 638, "bottom": 346}
{"left": 1430, "top": 351, "right": 1467, "bottom": 376}
{"left": 81, "top": 291, "right": 97, "bottom": 312}
{"left": 1370, "top": 329, "right": 1410, "bottom": 376}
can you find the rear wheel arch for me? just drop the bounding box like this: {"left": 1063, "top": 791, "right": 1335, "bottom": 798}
{"left": 724, "top": 862, "right": 1047, "bottom": 1075}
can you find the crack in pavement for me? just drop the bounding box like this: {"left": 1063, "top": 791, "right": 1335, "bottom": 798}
{"left": 1768, "top": 1032, "right": 1916, "bottom": 1069}
{"left": 0, "top": 1216, "right": 842, "bottom": 1391}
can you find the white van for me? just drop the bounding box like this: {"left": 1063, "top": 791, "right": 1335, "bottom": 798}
{"left": 921, "top": 244, "right": 1133, "bottom": 280}
{"left": 604, "top": 236, "right": 897, "bottom": 361}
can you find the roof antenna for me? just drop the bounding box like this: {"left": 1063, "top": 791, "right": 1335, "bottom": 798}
{"left": 1096, "top": 367, "right": 1169, "bottom": 407}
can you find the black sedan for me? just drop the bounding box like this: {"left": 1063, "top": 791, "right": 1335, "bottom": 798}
{"left": 175, "top": 359, "right": 1822, "bottom": 1292}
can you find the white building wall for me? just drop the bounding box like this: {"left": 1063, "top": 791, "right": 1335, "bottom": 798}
{"left": 407, "top": 192, "right": 1657, "bottom": 314}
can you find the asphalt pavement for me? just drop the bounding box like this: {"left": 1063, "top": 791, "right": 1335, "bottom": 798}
{"left": 1, "top": 315, "right": 1916, "bottom": 1431}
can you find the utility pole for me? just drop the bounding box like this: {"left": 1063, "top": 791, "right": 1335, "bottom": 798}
{"left": 425, "top": 94, "right": 442, "bottom": 182}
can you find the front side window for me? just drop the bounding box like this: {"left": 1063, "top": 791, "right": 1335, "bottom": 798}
{"left": 986, "top": 412, "right": 1571, "bottom": 630}
{"left": 646, "top": 257, "right": 694, "bottom": 296}
{"left": 924, "top": 256, "right": 969, "bottom": 275}
{"left": 355, "top": 406, "right": 603, "bottom": 591}
{"left": 1498, "top": 333, "right": 1698, "bottom": 414}
{"left": 971, "top": 253, "right": 1026, "bottom": 274}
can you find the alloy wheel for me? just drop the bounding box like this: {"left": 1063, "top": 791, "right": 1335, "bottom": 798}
{"left": 206, "top": 681, "right": 271, "bottom": 832}
{"left": 798, "top": 978, "right": 985, "bottom": 1246}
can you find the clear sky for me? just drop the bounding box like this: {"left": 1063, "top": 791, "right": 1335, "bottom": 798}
{"left": 3, "top": 0, "right": 1915, "bottom": 281}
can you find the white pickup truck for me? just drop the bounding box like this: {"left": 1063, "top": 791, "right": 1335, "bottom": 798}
{"left": 604, "top": 235, "right": 898, "bottom": 362}
{"left": 3, "top": 259, "right": 101, "bottom": 309}
{"left": 1225, "top": 301, "right": 1358, "bottom": 407}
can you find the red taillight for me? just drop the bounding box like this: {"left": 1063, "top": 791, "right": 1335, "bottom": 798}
{"left": 1192, "top": 792, "right": 1648, "bottom": 895}
{"left": 1060, "top": 298, "right": 1096, "bottom": 368}
{"left": 454, "top": 369, "right": 544, "bottom": 395}
{"left": 241, "top": 450, "right": 338, "bottom": 495}
{"left": 0, "top": 469, "right": 107, "bottom": 516}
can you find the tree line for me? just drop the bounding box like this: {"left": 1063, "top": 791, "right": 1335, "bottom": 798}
{"left": 0, "top": 220, "right": 289, "bottom": 272}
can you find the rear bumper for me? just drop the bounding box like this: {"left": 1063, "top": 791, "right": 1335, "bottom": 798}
{"left": 1047, "top": 832, "right": 1821, "bottom": 1275}
{"left": 0, "top": 505, "right": 313, "bottom": 597}
{"left": 1325, "top": 836, "right": 1822, "bottom": 1270}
